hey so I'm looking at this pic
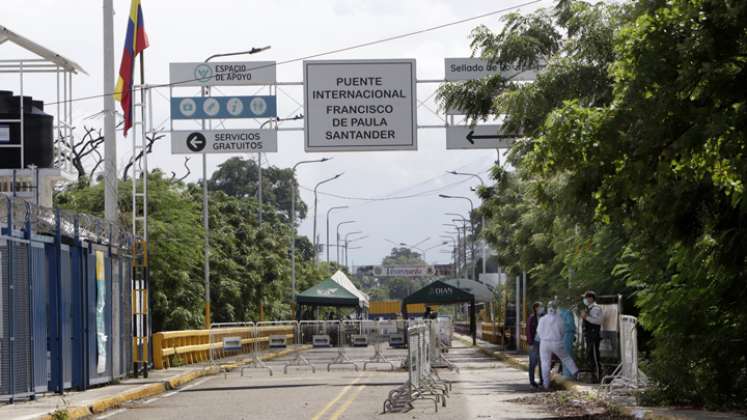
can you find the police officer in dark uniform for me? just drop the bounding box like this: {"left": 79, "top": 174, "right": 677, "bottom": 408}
{"left": 581, "top": 290, "right": 603, "bottom": 382}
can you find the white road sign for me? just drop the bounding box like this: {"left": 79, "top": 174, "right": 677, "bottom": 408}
{"left": 444, "top": 58, "right": 542, "bottom": 82}
{"left": 446, "top": 125, "right": 517, "bottom": 150}
{"left": 372, "top": 265, "right": 435, "bottom": 277}
{"left": 304, "top": 59, "right": 417, "bottom": 152}
{"left": 171, "top": 129, "right": 277, "bottom": 154}
{"left": 169, "top": 61, "right": 276, "bottom": 87}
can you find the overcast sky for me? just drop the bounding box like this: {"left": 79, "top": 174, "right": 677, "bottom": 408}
{"left": 2, "top": 0, "right": 546, "bottom": 266}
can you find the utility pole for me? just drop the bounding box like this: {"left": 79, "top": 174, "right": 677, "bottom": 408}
{"left": 103, "top": 0, "right": 117, "bottom": 223}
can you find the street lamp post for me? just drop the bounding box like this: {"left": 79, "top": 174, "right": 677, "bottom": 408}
{"left": 447, "top": 171, "right": 489, "bottom": 278}
{"left": 201, "top": 46, "right": 270, "bottom": 329}
{"left": 336, "top": 220, "right": 356, "bottom": 265}
{"left": 313, "top": 173, "right": 343, "bottom": 263}
{"left": 439, "top": 194, "right": 475, "bottom": 281}
{"left": 443, "top": 224, "right": 461, "bottom": 277}
{"left": 326, "top": 206, "right": 348, "bottom": 264}
{"left": 289, "top": 158, "right": 331, "bottom": 298}
{"left": 343, "top": 231, "right": 364, "bottom": 270}
{"left": 258, "top": 115, "right": 304, "bottom": 225}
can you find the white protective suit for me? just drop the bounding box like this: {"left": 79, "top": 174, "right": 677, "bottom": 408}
{"left": 536, "top": 309, "right": 578, "bottom": 389}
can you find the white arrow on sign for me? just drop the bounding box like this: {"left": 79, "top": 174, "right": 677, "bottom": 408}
{"left": 446, "top": 125, "right": 518, "bottom": 150}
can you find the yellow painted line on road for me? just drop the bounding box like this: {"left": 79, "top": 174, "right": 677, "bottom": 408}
{"left": 310, "top": 372, "right": 365, "bottom": 420}
{"left": 329, "top": 383, "right": 367, "bottom": 420}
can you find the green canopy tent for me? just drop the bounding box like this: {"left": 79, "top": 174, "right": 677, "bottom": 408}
{"left": 295, "top": 278, "right": 364, "bottom": 320}
{"left": 402, "top": 280, "right": 477, "bottom": 345}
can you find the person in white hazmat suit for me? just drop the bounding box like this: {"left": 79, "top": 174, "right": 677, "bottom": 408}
{"left": 537, "top": 301, "right": 578, "bottom": 390}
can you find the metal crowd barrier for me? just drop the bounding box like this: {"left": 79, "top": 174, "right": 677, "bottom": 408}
{"left": 601, "top": 315, "right": 648, "bottom": 394}
{"left": 363, "top": 320, "right": 395, "bottom": 371}
{"left": 327, "top": 320, "right": 360, "bottom": 371}
{"left": 383, "top": 320, "right": 451, "bottom": 413}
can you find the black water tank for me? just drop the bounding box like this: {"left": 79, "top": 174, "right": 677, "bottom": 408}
{"left": 0, "top": 90, "right": 54, "bottom": 169}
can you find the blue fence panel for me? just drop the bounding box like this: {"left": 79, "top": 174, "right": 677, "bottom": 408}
{"left": 70, "top": 242, "right": 87, "bottom": 390}
{"left": 0, "top": 238, "right": 10, "bottom": 399}
{"left": 30, "top": 241, "right": 49, "bottom": 394}
{"left": 1, "top": 203, "right": 135, "bottom": 400}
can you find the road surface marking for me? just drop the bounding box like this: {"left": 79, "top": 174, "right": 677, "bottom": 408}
{"left": 310, "top": 373, "right": 365, "bottom": 420}
{"left": 96, "top": 408, "right": 127, "bottom": 419}
{"left": 329, "top": 384, "right": 367, "bottom": 420}
{"left": 143, "top": 397, "right": 160, "bottom": 405}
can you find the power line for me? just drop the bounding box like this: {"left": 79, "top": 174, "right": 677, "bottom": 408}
{"left": 299, "top": 168, "right": 491, "bottom": 202}
{"left": 46, "top": 0, "right": 543, "bottom": 106}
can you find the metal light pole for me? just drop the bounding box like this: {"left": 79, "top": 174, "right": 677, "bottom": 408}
{"left": 289, "top": 158, "right": 330, "bottom": 298}
{"left": 336, "top": 220, "right": 356, "bottom": 265}
{"left": 201, "top": 46, "right": 270, "bottom": 328}
{"left": 439, "top": 194, "right": 475, "bottom": 281}
{"left": 313, "top": 173, "right": 343, "bottom": 263}
{"left": 257, "top": 115, "right": 303, "bottom": 226}
{"left": 443, "top": 224, "right": 461, "bottom": 277}
{"left": 103, "top": 0, "right": 117, "bottom": 223}
{"left": 447, "top": 171, "right": 488, "bottom": 278}
{"left": 326, "top": 206, "right": 348, "bottom": 264}
{"left": 343, "top": 231, "right": 363, "bottom": 270}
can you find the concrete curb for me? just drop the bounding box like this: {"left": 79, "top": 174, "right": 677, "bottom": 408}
{"left": 40, "top": 345, "right": 308, "bottom": 420}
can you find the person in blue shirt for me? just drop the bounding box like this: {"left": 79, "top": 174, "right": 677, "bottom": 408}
{"left": 559, "top": 306, "right": 577, "bottom": 377}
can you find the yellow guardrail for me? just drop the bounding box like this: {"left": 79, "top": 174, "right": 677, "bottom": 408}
{"left": 152, "top": 325, "right": 294, "bottom": 369}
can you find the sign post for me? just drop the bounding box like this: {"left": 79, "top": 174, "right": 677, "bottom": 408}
{"left": 304, "top": 59, "right": 418, "bottom": 152}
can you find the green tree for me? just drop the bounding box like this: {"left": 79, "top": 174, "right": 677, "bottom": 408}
{"left": 439, "top": 0, "right": 747, "bottom": 407}
{"left": 207, "top": 157, "right": 307, "bottom": 221}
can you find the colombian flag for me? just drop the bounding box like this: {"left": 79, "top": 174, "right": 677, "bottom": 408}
{"left": 114, "top": 0, "right": 149, "bottom": 137}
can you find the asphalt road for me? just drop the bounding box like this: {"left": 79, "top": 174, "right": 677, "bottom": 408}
{"left": 97, "top": 341, "right": 552, "bottom": 420}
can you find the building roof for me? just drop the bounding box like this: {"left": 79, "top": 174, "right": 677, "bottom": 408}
{"left": 0, "top": 25, "right": 87, "bottom": 74}
{"left": 296, "top": 278, "right": 361, "bottom": 307}
{"left": 331, "top": 270, "right": 369, "bottom": 307}
{"left": 403, "top": 280, "right": 474, "bottom": 305}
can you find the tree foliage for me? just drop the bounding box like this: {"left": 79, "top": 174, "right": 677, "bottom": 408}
{"left": 440, "top": 0, "right": 747, "bottom": 407}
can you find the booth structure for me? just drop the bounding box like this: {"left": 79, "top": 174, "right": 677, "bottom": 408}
{"left": 295, "top": 270, "right": 369, "bottom": 320}
{"left": 402, "top": 280, "right": 477, "bottom": 345}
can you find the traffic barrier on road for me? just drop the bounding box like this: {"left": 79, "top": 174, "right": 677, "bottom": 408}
{"left": 363, "top": 320, "right": 396, "bottom": 371}
{"left": 244, "top": 321, "right": 298, "bottom": 376}
{"left": 284, "top": 320, "right": 321, "bottom": 374}
{"left": 383, "top": 320, "right": 450, "bottom": 413}
{"left": 153, "top": 322, "right": 294, "bottom": 370}
{"left": 327, "top": 320, "right": 360, "bottom": 371}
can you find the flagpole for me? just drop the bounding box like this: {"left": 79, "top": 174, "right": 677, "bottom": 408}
{"left": 139, "top": 49, "right": 150, "bottom": 378}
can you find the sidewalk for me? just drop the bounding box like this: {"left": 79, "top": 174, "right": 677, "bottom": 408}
{"left": 455, "top": 334, "right": 747, "bottom": 420}
{"left": 0, "top": 346, "right": 304, "bottom": 420}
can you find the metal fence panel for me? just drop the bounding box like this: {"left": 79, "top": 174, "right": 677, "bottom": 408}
{"left": 12, "top": 240, "right": 33, "bottom": 397}
{"left": 60, "top": 244, "right": 73, "bottom": 389}
{"left": 30, "top": 242, "right": 48, "bottom": 393}
{"left": 0, "top": 239, "right": 10, "bottom": 398}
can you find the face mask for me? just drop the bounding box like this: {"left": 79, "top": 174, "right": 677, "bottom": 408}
{"left": 583, "top": 298, "right": 590, "bottom": 306}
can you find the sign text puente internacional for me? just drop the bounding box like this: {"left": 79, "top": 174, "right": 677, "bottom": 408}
{"left": 304, "top": 59, "right": 417, "bottom": 152}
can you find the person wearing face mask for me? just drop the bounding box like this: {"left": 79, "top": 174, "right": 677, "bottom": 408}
{"left": 526, "top": 302, "right": 544, "bottom": 388}
{"left": 580, "top": 290, "right": 603, "bottom": 382}
{"left": 537, "top": 300, "right": 578, "bottom": 390}
{"left": 559, "top": 306, "right": 577, "bottom": 377}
